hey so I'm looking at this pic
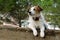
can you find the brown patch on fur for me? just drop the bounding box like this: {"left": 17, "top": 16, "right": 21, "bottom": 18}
{"left": 34, "top": 6, "right": 43, "bottom": 13}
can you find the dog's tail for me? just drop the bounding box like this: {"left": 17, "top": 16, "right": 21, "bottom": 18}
{"left": 44, "top": 22, "right": 60, "bottom": 30}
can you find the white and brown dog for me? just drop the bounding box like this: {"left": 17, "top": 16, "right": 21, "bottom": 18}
{"left": 27, "top": 6, "right": 47, "bottom": 38}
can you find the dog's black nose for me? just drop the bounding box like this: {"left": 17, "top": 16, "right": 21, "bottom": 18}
{"left": 29, "top": 12, "right": 31, "bottom": 14}
{"left": 27, "top": 10, "right": 31, "bottom": 14}
{"left": 28, "top": 11, "right": 33, "bottom": 15}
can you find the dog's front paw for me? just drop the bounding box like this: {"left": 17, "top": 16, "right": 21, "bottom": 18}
{"left": 40, "top": 32, "right": 45, "bottom": 38}
{"left": 33, "top": 30, "right": 37, "bottom": 36}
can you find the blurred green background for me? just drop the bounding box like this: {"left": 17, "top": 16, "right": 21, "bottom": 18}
{"left": 0, "top": 0, "right": 60, "bottom": 27}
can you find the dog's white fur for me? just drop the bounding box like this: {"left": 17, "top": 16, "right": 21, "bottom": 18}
{"left": 27, "top": 6, "right": 47, "bottom": 37}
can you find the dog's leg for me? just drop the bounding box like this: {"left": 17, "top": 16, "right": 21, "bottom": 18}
{"left": 28, "top": 23, "right": 37, "bottom": 36}
{"left": 39, "top": 22, "right": 45, "bottom": 37}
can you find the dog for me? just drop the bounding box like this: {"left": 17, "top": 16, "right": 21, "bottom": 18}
{"left": 27, "top": 6, "right": 47, "bottom": 38}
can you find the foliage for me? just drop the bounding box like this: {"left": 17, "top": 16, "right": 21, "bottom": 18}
{"left": 0, "top": 0, "right": 16, "bottom": 12}
{"left": 0, "top": 0, "right": 60, "bottom": 26}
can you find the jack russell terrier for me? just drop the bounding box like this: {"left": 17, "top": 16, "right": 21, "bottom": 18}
{"left": 27, "top": 6, "right": 47, "bottom": 38}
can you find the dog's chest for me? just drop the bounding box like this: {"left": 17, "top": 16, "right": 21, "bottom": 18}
{"left": 33, "top": 17, "right": 39, "bottom": 21}
{"left": 32, "top": 15, "right": 41, "bottom": 21}
{"left": 33, "top": 21, "right": 41, "bottom": 27}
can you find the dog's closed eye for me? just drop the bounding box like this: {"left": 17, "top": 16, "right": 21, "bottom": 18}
{"left": 33, "top": 9, "right": 35, "bottom": 10}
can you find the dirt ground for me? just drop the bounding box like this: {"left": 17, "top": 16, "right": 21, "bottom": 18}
{"left": 0, "top": 28, "right": 60, "bottom": 40}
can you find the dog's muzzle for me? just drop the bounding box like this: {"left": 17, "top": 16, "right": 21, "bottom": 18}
{"left": 33, "top": 17, "right": 40, "bottom": 21}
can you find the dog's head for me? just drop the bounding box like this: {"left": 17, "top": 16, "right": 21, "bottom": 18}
{"left": 27, "top": 6, "right": 43, "bottom": 21}
{"left": 27, "top": 6, "right": 43, "bottom": 16}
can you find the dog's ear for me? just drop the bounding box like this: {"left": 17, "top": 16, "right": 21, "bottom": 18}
{"left": 27, "top": 8, "right": 30, "bottom": 13}
{"left": 27, "top": 6, "right": 31, "bottom": 12}
{"left": 37, "top": 6, "right": 43, "bottom": 11}
{"left": 27, "top": 9, "right": 29, "bottom": 12}
{"left": 34, "top": 6, "right": 43, "bottom": 13}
